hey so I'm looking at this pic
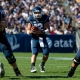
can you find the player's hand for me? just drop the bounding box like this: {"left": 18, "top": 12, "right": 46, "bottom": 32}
{"left": 30, "top": 26, "right": 45, "bottom": 34}
{"left": 30, "top": 26, "right": 40, "bottom": 34}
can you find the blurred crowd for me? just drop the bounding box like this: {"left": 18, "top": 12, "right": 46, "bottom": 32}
{"left": 0, "top": 0, "right": 79, "bottom": 35}
{"left": 66, "top": 0, "right": 80, "bottom": 29}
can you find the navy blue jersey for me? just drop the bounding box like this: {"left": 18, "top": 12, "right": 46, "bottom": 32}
{"left": 0, "top": 6, "right": 6, "bottom": 35}
{"left": 28, "top": 14, "right": 49, "bottom": 39}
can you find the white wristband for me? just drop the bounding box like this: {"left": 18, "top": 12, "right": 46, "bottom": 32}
{"left": 27, "top": 30, "right": 30, "bottom": 34}
{"left": 44, "top": 29, "right": 49, "bottom": 34}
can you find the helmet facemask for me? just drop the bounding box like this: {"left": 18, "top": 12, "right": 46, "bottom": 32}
{"left": 33, "top": 11, "right": 42, "bottom": 19}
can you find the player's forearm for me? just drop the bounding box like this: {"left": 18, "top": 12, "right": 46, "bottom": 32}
{"left": 37, "top": 29, "right": 50, "bottom": 34}
{"left": 37, "top": 30, "right": 45, "bottom": 34}
{"left": 27, "top": 29, "right": 34, "bottom": 34}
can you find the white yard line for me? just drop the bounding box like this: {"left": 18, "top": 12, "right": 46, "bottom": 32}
{"left": 0, "top": 57, "right": 73, "bottom": 60}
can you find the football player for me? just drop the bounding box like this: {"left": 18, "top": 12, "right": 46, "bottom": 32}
{"left": 67, "top": 21, "right": 80, "bottom": 77}
{"left": 0, "top": 6, "right": 22, "bottom": 77}
{"left": 26, "top": 6, "right": 50, "bottom": 73}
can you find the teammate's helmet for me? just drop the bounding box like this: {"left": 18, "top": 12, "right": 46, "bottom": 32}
{"left": 33, "top": 6, "right": 42, "bottom": 19}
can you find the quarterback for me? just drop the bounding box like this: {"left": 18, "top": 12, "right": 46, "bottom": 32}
{"left": 26, "top": 6, "right": 50, "bottom": 73}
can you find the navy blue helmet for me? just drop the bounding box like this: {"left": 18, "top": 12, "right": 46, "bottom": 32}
{"left": 33, "top": 6, "right": 42, "bottom": 19}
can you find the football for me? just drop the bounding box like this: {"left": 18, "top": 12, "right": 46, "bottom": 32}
{"left": 31, "top": 26, "right": 39, "bottom": 31}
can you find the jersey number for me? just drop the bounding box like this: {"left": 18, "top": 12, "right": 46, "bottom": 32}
{"left": 34, "top": 23, "right": 43, "bottom": 29}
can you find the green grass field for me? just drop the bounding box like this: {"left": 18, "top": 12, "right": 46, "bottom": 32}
{"left": 0, "top": 52, "right": 80, "bottom": 80}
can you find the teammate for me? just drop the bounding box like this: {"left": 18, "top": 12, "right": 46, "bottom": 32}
{"left": 26, "top": 6, "right": 50, "bottom": 73}
{"left": 67, "top": 21, "right": 80, "bottom": 77}
{"left": 0, "top": 6, "right": 22, "bottom": 77}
